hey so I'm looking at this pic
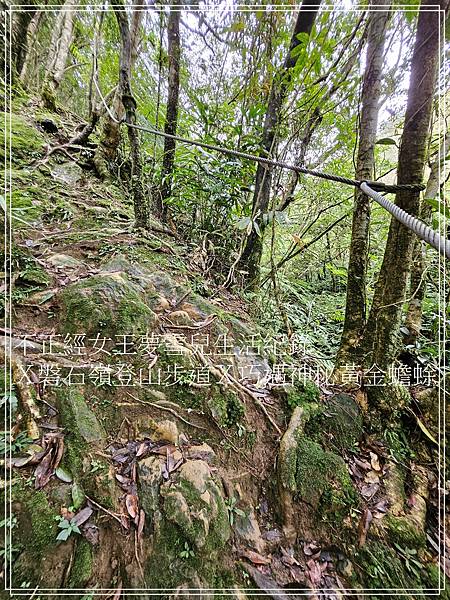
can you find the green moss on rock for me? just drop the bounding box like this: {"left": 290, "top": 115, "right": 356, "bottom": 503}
{"left": 295, "top": 437, "right": 358, "bottom": 521}
{"left": 68, "top": 538, "right": 93, "bottom": 588}
{"left": 284, "top": 379, "right": 320, "bottom": 412}
{"left": 385, "top": 515, "right": 426, "bottom": 548}
{"left": 0, "top": 112, "right": 45, "bottom": 164}
{"left": 305, "top": 393, "right": 363, "bottom": 452}
{"left": 56, "top": 387, "right": 105, "bottom": 490}
{"left": 59, "top": 272, "right": 158, "bottom": 336}
{"left": 12, "top": 485, "right": 57, "bottom": 555}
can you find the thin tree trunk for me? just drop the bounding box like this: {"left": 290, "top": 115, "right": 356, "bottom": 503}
{"left": 93, "top": 0, "right": 143, "bottom": 180}
{"left": 237, "top": 0, "right": 322, "bottom": 288}
{"left": 156, "top": 0, "right": 181, "bottom": 220}
{"left": 361, "top": 0, "right": 444, "bottom": 389}
{"left": 5, "top": 0, "right": 37, "bottom": 84}
{"left": 42, "top": 3, "right": 74, "bottom": 110}
{"left": 19, "top": 10, "right": 43, "bottom": 87}
{"left": 113, "top": 0, "right": 149, "bottom": 230}
{"left": 403, "top": 132, "right": 450, "bottom": 345}
{"left": 335, "top": 2, "right": 391, "bottom": 368}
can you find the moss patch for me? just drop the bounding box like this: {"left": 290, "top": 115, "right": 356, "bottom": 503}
{"left": 68, "top": 538, "right": 93, "bottom": 588}
{"left": 305, "top": 393, "right": 363, "bottom": 452}
{"left": 59, "top": 273, "right": 158, "bottom": 336}
{"left": 295, "top": 437, "right": 358, "bottom": 522}
{"left": 0, "top": 112, "right": 45, "bottom": 164}
{"left": 385, "top": 515, "right": 426, "bottom": 548}
{"left": 56, "top": 387, "right": 105, "bottom": 494}
{"left": 13, "top": 485, "right": 58, "bottom": 555}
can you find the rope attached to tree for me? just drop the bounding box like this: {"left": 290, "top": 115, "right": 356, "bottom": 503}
{"left": 128, "top": 119, "right": 447, "bottom": 259}
{"left": 94, "top": 90, "right": 448, "bottom": 259}
{"left": 125, "top": 120, "right": 424, "bottom": 194}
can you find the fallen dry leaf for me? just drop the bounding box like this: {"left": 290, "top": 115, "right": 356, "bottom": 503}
{"left": 241, "top": 549, "right": 271, "bottom": 565}
{"left": 125, "top": 493, "right": 139, "bottom": 520}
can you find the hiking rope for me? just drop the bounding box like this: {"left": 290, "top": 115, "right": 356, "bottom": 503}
{"left": 360, "top": 182, "right": 450, "bottom": 260}
{"left": 128, "top": 119, "right": 447, "bottom": 259}
{"left": 93, "top": 88, "right": 448, "bottom": 259}
{"left": 125, "top": 120, "right": 424, "bottom": 194}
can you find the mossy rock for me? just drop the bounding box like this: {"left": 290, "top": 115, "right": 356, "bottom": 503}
{"left": 145, "top": 459, "right": 231, "bottom": 594}
{"left": 68, "top": 538, "right": 94, "bottom": 588}
{"left": 275, "top": 379, "right": 320, "bottom": 414}
{"left": 162, "top": 460, "right": 230, "bottom": 552}
{"left": 0, "top": 112, "right": 45, "bottom": 164}
{"left": 12, "top": 485, "right": 58, "bottom": 555}
{"left": 295, "top": 437, "right": 357, "bottom": 518}
{"left": 206, "top": 386, "right": 245, "bottom": 428}
{"left": 59, "top": 272, "right": 158, "bottom": 336}
{"left": 55, "top": 387, "right": 108, "bottom": 504}
{"left": 305, "top": 393, "right": 363, "bottom": 451}
{"left": 385, "top": 515, "right": 426, "bottom": 548}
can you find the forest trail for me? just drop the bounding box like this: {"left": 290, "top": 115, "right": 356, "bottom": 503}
{"left": 1, "top": 97, "right": 446, "bottom": 599}
{"left": 2, "top": 1, "right": 448, "bottom": 598}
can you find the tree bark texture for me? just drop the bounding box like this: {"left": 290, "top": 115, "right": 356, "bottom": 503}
{"left": 404, "top": 133, "right": 450, "bottom": 345}
{"left": 156, "top": 1, "right": 181, "bottom": 219}
{"left": 94, "top": 0, "right": 143, "bottom": 180}
{"left": 42, "top": 3, "right": 74, "bottom": 109}
{"left": 113, "top": 0, "right": 149, "bottom": 230}
{"left": 336, "top": 1, "right": 391, "bottom": 367}
{"left": 362, "top": 0, "right": 444, "bottom": 379}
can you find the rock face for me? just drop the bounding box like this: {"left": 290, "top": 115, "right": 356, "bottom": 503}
{"left": 278, "top": 404, "right": 358, "bottom": 543}
{"left": 59, "top": 271, "right": 158, "bottom": 335}
{"left": 51, "top": 162, "right": 83, "bottom": 186}
{"left": 139, "top": 445, "right": 231, "bottom": 593}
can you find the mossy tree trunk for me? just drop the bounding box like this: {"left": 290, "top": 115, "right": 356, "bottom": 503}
{"left": 156, "top": 0, "right": 181, "bottom": 220}
{"left": 361, "top": 0, "right": 445, "bottom": 383}
{"left": 93, "top": 0, "right": 143, "bottom": 180}
{"left": 403, "top": 132, "right": 450, "bottom": 346}
{"left": 113, "top": 0, "right": 149, "bottom": 230}
{"left": 237, "top": 0, "right": 322, "bottom": 289}
{"left": 42, "top": 1, "right": 74, "bottom": 110}
{"left": 335, "top": 1, "right": 392, "bottom": 369}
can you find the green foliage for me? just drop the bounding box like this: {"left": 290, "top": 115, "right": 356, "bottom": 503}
{"left": 55, "top": 516, "right": 81, "bottom": 542}
{"left": 224, "top": 497, "right": 246, "bottom": 526}
{"left": 0, "top": 431, "right": 33, "bottom": 456}
{"left": 285, "top": 379, "right": 320, "bottom": 412}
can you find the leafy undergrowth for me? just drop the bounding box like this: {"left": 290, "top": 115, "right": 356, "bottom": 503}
{"left": 0, "top": 100, "right": 447, "bottom": 598}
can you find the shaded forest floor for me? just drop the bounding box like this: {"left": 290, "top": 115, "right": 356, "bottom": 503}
{"left": 0, "top": 96, "right": 448, "bottom": 599}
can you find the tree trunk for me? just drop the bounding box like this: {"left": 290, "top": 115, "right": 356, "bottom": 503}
{"left": 19, "top": 10, "right": 43, "bottom": 87}
{"left": 361, "top": 0, "right": 444, "bottom": 384}
{"left": 156, "top": 0, "right": 181, "bottom": 220}
{"left": 93, "top": 0, "right": 143, "bottom": 180}
{"left": 238, "top": 0, "right": 322, "bottom": 288}
{"left": 42, "top": 3, "right": 74, "bottom": 110}
{"left": 335, "top": 2, "right": 391, "bottom": 368}
{"left": 403, "top": 132, "right": 450, "bottom": 345}
{"left": 4, "top": 0, "right": 37, "bottom": 85}
{"left": 113, "top": 0, "right": 149, "bottom": 230}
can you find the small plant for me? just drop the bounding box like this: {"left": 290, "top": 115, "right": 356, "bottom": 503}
{"left": 55, "top": 516, "right": 81, "bottom": 541}
{"left": 225, "top": 496, "right": 246, "bottom": 526}
{"left": 393, "top": 544, "right": 423, "bottom": 579}
{"left": 236, "top": 422, "right": 246, "bottom": 438}
{"left": 89, "top": 459, "right": 106, "bottom": 474}
{"left": 179, "top": 541, "right": 195, "bottom": 559}
{"left": 0, "top": 431, "right": 33, "bottom": 456}
{"left": 0, "top": 514, "right": 20, "bottom": 565}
